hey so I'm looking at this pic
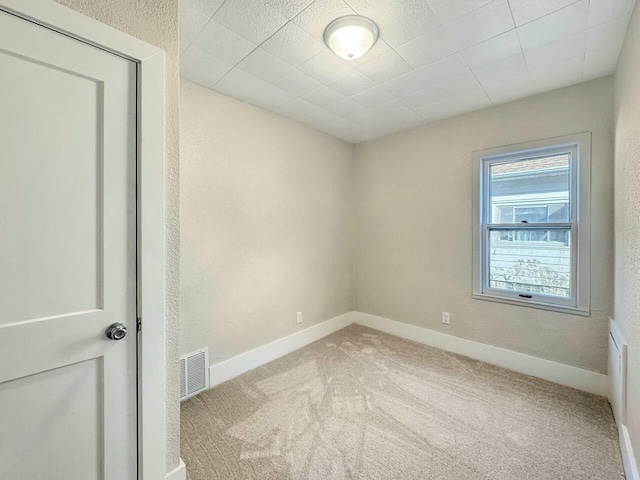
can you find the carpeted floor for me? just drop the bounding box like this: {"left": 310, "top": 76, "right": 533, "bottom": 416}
{"left": 181, "top": 324, "right": 624, "bottom": 479}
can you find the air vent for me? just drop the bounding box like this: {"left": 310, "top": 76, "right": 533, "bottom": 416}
{"left": 180, "top": 347, "right": 209, "bottom": 401}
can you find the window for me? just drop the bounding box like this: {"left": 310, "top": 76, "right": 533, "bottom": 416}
{"left": 472, "top": 134, "right": 591, "bottom": 315}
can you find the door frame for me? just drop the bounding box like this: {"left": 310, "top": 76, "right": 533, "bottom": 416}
{"left": 0, "top": 1, "right": 167, "bottom": 479}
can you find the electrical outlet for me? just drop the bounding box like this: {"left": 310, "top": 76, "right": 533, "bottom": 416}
{"left": 297, "top": 311, "right": 303, "bottom": 324}
{"left": 442, "top": 312, "right": 450, "bottom": 325}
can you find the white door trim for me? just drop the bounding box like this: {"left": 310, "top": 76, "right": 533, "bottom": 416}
{"left": 0, "top": 1, "right": 167, "bottom": 479}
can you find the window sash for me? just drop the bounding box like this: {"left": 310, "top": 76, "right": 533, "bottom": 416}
{"left": 482, "top": 223, "right": 578, "bottom": 307}
{"left": 482, "top": 144, "right": 578, "bottom": 225}
{"left": 478, "top": 143, "right": 580, "bottom": 308}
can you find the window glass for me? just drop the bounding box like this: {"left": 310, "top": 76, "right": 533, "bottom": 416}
{"left": 488, "top": 228, "right": 572, "bottom": 298}
{"left": 489, "top": 154, "right": 570, "bottom": 224}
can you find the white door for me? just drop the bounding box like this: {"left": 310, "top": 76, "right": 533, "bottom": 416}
{"left": 0, "top": 10, "right": 137, "bottom": 480}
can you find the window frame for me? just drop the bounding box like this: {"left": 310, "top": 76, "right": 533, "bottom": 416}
{"left": 472, "top": 133, "right": 591, "bottom": 316}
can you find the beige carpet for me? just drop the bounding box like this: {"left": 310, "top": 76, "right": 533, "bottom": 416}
{"left": 181, "top": 324, "right": 623, "bottom": 479}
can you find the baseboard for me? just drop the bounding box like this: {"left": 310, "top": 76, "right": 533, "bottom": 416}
{"left": 208, "top": 311, "right": 356, "bottom": 387}
{"left": 352, "top": 311, "right": 608, "bottom": 397}
{"left": 165, "top": 459, "right": 186, "bottom": 480}
{"left": 621, "top": 425, "right": 640, "bottom": 480}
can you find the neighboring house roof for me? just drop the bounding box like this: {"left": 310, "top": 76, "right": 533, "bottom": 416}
{"left": 492, "top": 154, "right": 569, "bottom": 175}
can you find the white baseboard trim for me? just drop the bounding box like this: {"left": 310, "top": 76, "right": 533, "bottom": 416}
{"left": 165, "top": 459, "right": 186, "bottom": 480}
{"left": 208, "top": 311, "right": 356, "bottom": 387}
{"left": 621, "top": 425, "right": 640, "bottom": 480}
{"left": 352, "top": 311, "right": 608, "bottom": 397}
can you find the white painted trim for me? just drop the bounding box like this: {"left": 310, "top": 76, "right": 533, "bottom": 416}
{"left": 352, "top": 311, "right": 608, "bottom": 396}
{"left": 209, "top": 312, "right": 356, "bottom": 387}
{"left": 621, "top": 425, "right": 640, "bottom": 480}
{"left": 472, "top": 132, "right": 592, "bottom": 315}
{"left": 165, "top": 459, "right": 186, "bottom": 480}
{"left": 0, "top": 2, "right": 168, "bottom": 479}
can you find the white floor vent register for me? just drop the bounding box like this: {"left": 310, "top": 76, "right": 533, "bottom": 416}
{"left": 180, "top": 348, "right": 209, "bottom": 400}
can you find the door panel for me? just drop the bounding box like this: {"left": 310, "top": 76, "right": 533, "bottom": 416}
{"left": 0, "top": 10, "right": 137, "bottom": 480}
{"left": 0, "top": 360, "right": 103, "bottom": 480}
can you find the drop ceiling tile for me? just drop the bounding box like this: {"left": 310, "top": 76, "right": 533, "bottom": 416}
{"left": 188, "top": 0, "right": 226, "bottom": 17}
{"left": 444, "top": 0, "right": 514, "bottom": 50}
{"left": 254, "top": 84, "right": 296, "bottom": 108}
{"left": 399, "top": 72, "right": 484, "bottom": 108}
{"left": 365, "top": 113, "right": 424, "bottom": 138}
{"left": 292, "top": 0, "right": 356, "bottom": 42}
{"left": 396, "top": 26, "right": 458, "bottom": 69}
{"left": 416, "top": 89, "right": 491, "bottom": 121}
{"left": 214, "top": 68, "right": 270, "bottom": 100}
{"left": 179, "top": 2, "right": 210, "bottom": 54}
{"left": 586, "top": 14, "right": 631, "bottom": 53}
{"left": 369, "top": 99, "right": 420, "bottom": 118}
{"left": 319, "top": 118, "right": 362, "bottom": 142}
{"left": 193, "top": 20, "right": 257, "bottom": 65}
{"left": 527, "top": 54, "right": 585, "bottom": 91}
{"left": 326, "top": 70, "right": 376, "bottom": 96}
{"left": 261, "top": 22, "right": 326, "bottom": 67}
{"left": 350, "top": 86, "right": 394, "bottom": 108}
{"left": 274, "top": 97, "right": 321, "bottom": 117}
{"left": 509, "top": 0, "right": 580, "bottom": 27}
{"left": 236, "top": 47, "right": 295, "bottom": 83}
{"left": 355, "top": 50, "right": 413, "bottom": 84}
{"left": 271, "top": 68, "right": 322, "bottom": 96}
{"left": 181, "top": 45, "right": 234, "bottom": 88}
{"left": 213, "top": 0, "right": 288, "bottom": 44}
{"left": 524, "top": 31, "right": 586, "bottom": 71}
{"left": 460, "top": 29, "right": 521, "bottom": 69}
{"left": 346, "top": 0, "right": 441, "bottom": 48}
{"left": 379, "top": 71, "right": 424, "bottom": 97}
{"left": 427, "top": 0, "right": 493, "bottom": 23}
{"left": 473, "top": 53, "right": 528, "bottom": 84}
{"left": 480, "top": 70, "right": 530, "bottom": 104}
{"left": 265, "top": 0, "right": 315, "bottom": 19}
{"left": 588, "top": 0, "right": 636, "bottom": 27}
{"left": 583, "top": 48, "right": 618, "bottom": 80}
{"left": 517, "top": 0, "right": 589, "bottom": 51}
{"left": 302, "top": 85, "right": 345, "bottom": 107}
{"left": 414, "top": 54, "right": 471, "bottom": 88}
{"left": 325, "top": 98, "right": 362, "bottom": 116}
{"left": 305, "top": 108, "right": 342, "bottom": 125}
{"left": 298, "top": 49, "right": 353, "bottom": 84}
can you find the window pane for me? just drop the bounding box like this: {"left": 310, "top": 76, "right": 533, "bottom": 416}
{"left": 490, "top": 154, "right": 570, "bottom": 223}
{"left": 488, "top": 228, "right": 571, "bottom": 298}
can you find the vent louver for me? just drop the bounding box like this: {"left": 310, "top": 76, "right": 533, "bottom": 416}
{"left": 180, "top": 348, "right": 209, "bottom": 401}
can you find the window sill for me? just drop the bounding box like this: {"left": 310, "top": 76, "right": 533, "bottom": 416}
{"left": 471, "top": 293, "right": 590, "bottom": 317}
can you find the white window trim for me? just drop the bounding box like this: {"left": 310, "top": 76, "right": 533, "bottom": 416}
{"left": 472, "top": 133, "right": 591, "bottom": 317}
{"left": 0, "top": 1, "right": 169, "bottom": 479}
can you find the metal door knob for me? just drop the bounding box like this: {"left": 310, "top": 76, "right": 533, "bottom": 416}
{"left": 106, "top": 323, "right": 127, "bottom": 340}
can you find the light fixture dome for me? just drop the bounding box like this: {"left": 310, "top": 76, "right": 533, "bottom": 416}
{"left": 324, "top": 15, "right": 379, "bottom": 60}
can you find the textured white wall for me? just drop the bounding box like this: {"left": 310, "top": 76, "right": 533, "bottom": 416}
{"left": 51, "top": 0, "right": 181, "bottom": 471}
{"left": 180, "top": 81, "right": 355, "bottom": 363}
{"left": 355, "top": 77, "right": 614, "bottom": 374}
{"left": 614, "top": 0, "right": 640, "bottom": 462}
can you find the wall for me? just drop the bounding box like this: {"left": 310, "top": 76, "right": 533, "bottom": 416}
{"left": 51, "top": 0, "right": 181, "bottom": 472}
{"left": 355, "top": 77, "right": 614, "bottom": 374}
{"left": 180, "top": 80, "right": 355, "bottom": 363}
{"left": 614, "top": 0, "right": 640, "bottom": 464}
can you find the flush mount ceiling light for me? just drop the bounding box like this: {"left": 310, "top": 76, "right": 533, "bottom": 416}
{"left": 324, "top": 15, "right": 379, "bottom": 60}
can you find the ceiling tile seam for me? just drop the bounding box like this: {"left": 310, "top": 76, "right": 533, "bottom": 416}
{"left": 180, "top": 0, "right": 230, "bottom": 59}
{"left": 211, "top": 0, "right": 323, "bottom": 87}
{"left": 513, "top": 0, "right": 584, "bottom": 29}
{"left": 505, "top": 0, "right": 529, "bottom": 71}
{"left": 457, "top": 50, "right": 494, "bottom": 107}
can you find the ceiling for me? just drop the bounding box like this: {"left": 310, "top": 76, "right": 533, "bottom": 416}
{"left": 180, "top": 0, "right": 635, "bottom": 143}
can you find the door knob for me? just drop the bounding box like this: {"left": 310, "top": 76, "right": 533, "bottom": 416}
{"left": 106, "top": 323, "right": 127, "bottom": 340}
